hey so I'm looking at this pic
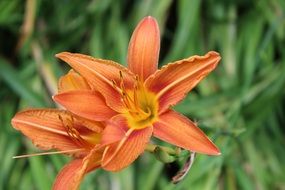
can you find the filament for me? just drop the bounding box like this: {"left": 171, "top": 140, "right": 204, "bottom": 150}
{"left": 58, "top": 115, "right": 93, "bottom": 149}
{"left": 13, "top": 148, "right": 84, "bottom": 159}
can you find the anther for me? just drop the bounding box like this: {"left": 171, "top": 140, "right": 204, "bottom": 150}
{"left": 119, "top": 70, "right": 123, "bottom": 79}
{"left": 119, "top": 71, "right": 126, "bottom": 92}
{"left": 58, "top": 114, "right": 92, "bottom": 149}
{"left": 112, "top": 79, "right": 116, "bottom": 85}
{"left": 135, "top": 75, "right": 139, "bottom": 81}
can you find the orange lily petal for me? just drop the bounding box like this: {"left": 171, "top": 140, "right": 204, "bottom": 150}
{"left": 11, "top": 109, "right": 87, "bottom": 156}
{"left": 53, "top": 90, "right": 116, "bottom": 121}
{"left": 101, "top": 115, "right": 128, "bottom": 146}
{"left": 76, "top": 117, "right": 104, "bottom": 133}
{"left": 58, "top": 69, "right": 91, "bottom": 93}
{"left": 53, "top": 148, "right": 101, "bottom": 190}
{"left": 153, "top": 110, "right": 220, "bottom": 155}
{"left": 101, "top": 116, "right": 153, "bottom": 171}
{"left": 145, "top": 51, "right": 221, "bottom": 113}
{"left": 53, "top": 159, "right": 83, "bottom": 190}
{"left": 127, "top": 16, "right": 160, "bottom": 80}
{"left": 56, "top": 52, "right": 135, "bottom": 112}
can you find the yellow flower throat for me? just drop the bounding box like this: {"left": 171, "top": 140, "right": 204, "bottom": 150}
{"left": 115, "top": 71, "right": 158, "bottom": 129}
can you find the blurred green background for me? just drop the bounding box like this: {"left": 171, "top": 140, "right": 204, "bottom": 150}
{"left": 1, "top": 0, "right": 285, "bottom": 189}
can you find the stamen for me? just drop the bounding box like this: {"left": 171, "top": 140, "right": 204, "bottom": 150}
{"left": 12, "top": 149, "right": 84, "bottom": 159}
{"left": 122, "top": 92, "right": 132, "bottom": 109}
{"left": 119, "top": 70, "right": 123, "bottom": 78}
{"left": 133, "top": 87, "right": 139, "bottom": 108}
{"left": 133, "top": 76, "right": 139, "bottom": 108}
{"left": 111, "top": 79, "right": 117, "bottom": 87}
{"left": 117, "top": 71, "right": 153, "bottom": 121}
{"left": 119, "top": 71, "right": 138, "bottom": 112}
{"left": 59, "top": 114, "right": 93, "bottom": 149}
{"left": 119, "top": 71, "right": 127, "bottom": 94}
{"left": 123, "top": 89, "right": 148, "bottom": 116}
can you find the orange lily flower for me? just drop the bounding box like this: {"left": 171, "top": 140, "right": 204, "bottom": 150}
{"left": 54, "top": 16, "right": 221, "bottom": 171}
{"left": 12, "top": 70, "right": 105, "bottom": 190}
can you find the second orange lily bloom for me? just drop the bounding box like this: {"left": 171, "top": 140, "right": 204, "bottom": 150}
{"left": 12, "top": 70, "right": 105, "bottom": 189}
{"left": 54, "top": 16, "right": 221, "bottom": 171}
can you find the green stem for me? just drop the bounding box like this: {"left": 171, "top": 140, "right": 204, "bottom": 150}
{"left": 146, "top": 144, "right": 180, "bottom": 156}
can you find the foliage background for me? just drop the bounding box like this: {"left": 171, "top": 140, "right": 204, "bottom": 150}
{"left": 0, "top": 0, "right": 285, "bottom": 189}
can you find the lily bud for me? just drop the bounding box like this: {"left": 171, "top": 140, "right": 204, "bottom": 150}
{"left": 154, "top": 146, "right": 176, "bottom": 163}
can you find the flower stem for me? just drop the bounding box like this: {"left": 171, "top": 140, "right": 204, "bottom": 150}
{"left": 145, "top": 144, "right": 180, "bottom": 156}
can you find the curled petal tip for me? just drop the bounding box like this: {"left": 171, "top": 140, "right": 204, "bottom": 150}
{"left": 204, "top": 139, "right": 221, "bottom": 156}
{"left": 144, "top": 16, "right": 156, "bottom": 22}
{"left": 205, "top": 51, "right": 221, "bottom": 59}
{"left": 52, "top": 95, "right": 61, "bottom": 105}
{"left": 11, "top": 117, "right": 18, "bottom": 129}
{"left": 55, "top": 52, "right": 64, "bottom": 58}
{"left": 208, "top": 51, "right": 221, "bottom": 62}
{"left": 140, "top": 16, "right": 159, "bottom": 29}
{"left": 208, "top": 51, "right": 220, "bottom": 56}
{"left": 210, "top": 148, "right": 221, "bottom": 156}
{"left": 55, "top": 52, "right": 71, "bottom": 59}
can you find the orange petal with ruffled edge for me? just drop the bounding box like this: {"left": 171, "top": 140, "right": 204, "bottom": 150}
{"left": 53, "top": 90, "right": 116, "bottom": 122}
{"left": 56, "top": 52, "right": 135, "bottom": 112}
{"left": 101, "top": 116, "right": 153, "bottom": 171}
{"left": 127, "top": 16, "right": 160, "bottom": 80}
{"left": 53, "top": 148, "right": 102, "bottom": 190}
{"left": 153, "top": 110, "right": 220, "bottom": 155}
{"left": 145, "top": 51, "right": 221, "bottom": 113}
{"left": 11, "top": 109, "right": 88, "bottom": 157}
{"left": 58, "top": 69, "right": 91, "bottom": 93}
